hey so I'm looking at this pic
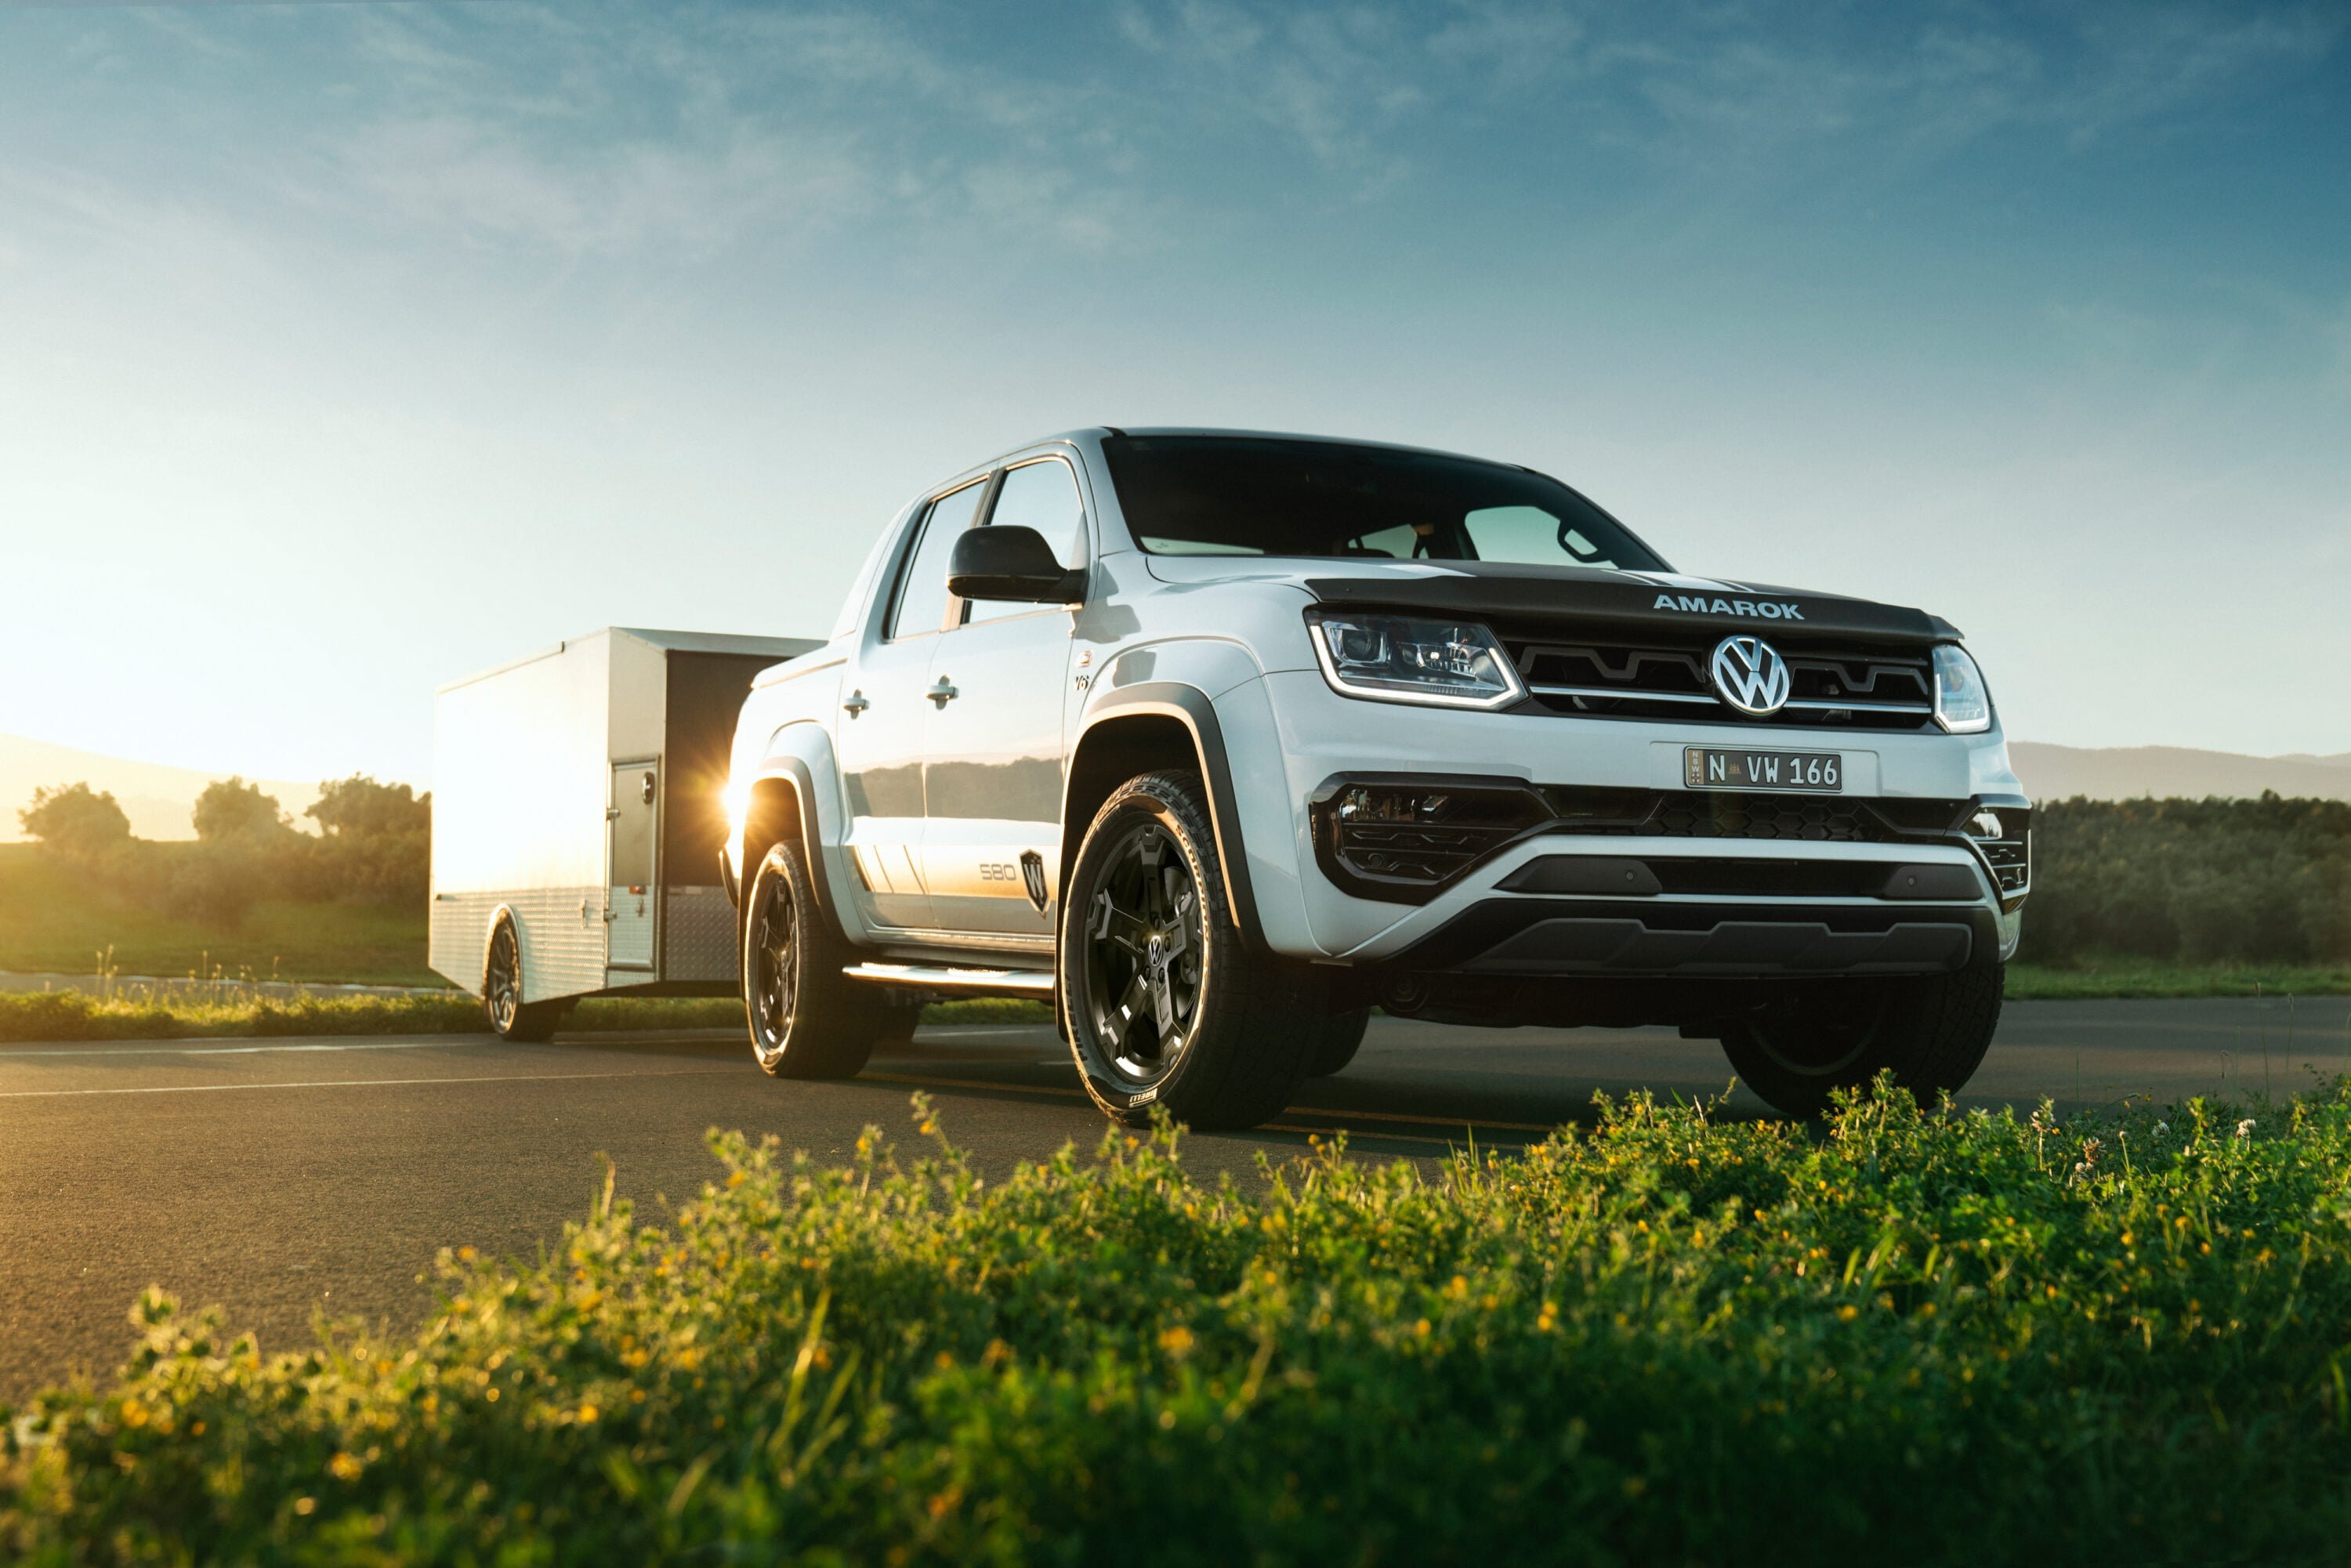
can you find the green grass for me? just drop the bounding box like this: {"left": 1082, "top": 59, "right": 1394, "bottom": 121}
{"left": 0, "top": 989, "right": 1053, "bottom": 1044}
{"left": 0, "top": 845, "right": 438, "bottom": 986}
{"left": 2005, "top": 961, "right": 2351, "bottom": 998}
{"left": 9, "top": 1081, "right": 2351, "bottom": 1562}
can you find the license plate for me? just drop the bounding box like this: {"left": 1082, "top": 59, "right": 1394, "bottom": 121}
{"left": 1684, "top": 748, "right": 1843, "bottom": 792}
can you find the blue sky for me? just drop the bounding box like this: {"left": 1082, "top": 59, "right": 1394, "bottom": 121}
{"left": 2, "top": 0, "right": 2346, "bottom": 785}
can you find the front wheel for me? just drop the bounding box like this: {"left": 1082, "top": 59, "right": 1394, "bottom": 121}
{"left": 1306, "top": 1008, "right": 1371, "bottom": 1077}
{"left": 1060, "top": 770, "right": 1322, "bottom": 1129}
{"left": 1720, "top": 960, "right": 2003, "bottom": 1118}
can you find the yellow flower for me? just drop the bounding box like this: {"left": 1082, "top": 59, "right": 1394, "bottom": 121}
{"left": 1157, "top": 1325, "right": 1196, "bottom": 1356}
{"left": 328, "top": 1451, "right": 364, "bottom": 1482}
{"left": 1836, "top": 1305, "right": 1860, "bottom": 1322}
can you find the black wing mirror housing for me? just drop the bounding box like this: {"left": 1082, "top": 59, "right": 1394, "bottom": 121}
{"left": 947, "top": 526, "right": 1085, "bottom": 604}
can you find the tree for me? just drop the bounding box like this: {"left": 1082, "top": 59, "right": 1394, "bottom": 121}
{"left": 306, "top": 775, "right": 430, "bottom": 841}
{"left": 192, "top": 777, "right": 289, "bottom": 842}
{"left": 19, "top": 783, "right": 132, "bottom": 861}
{"left": 302, "top": 773, "right": 430, "bottom": 904}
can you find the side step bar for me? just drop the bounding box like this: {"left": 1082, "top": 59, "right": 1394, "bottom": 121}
{"left": 841, "top": 962, "right": 1056, "bottom": 997}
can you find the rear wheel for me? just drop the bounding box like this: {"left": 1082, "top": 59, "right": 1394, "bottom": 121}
{"left": 1061, "top": 770, "right": 1322, "bottom": 1129}
{"left": 1306, "top": 1007, "right": 1372, "bottom": 1078}
{"left": 1720, "top": 959, "right": 2003, "bottom": 1118}
{"left": 742, "top": 840, "right": 888, "bottom": 1079}
{"left": 484, "top": 918, "right": 564, "bottom": 1042}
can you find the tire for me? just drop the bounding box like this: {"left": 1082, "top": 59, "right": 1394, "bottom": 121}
{"left": 1306, "top": 1007, "right": 1371, "bottom": 1078}
{"left": 1060, "top": 770, "right": 1323, "bottom": 1129}
{"left": 484, "top": 918, "right": 565, "bottom": 1042}
{"left": 741, "top": 839, "right": 885, "bottom": 1080}
{"left": 1720, "top": 959, "right": 2004, "bottom": 1118}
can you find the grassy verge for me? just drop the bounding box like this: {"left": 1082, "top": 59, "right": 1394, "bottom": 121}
{"left": 2006, "top": 961, "right": 2351, "bottom": 998}
{"left": 8, "top": 1082, "right": 2351, "bottom": 1561}
{"left": 0, "top": 989, "right": 1053, "bottom": 1044}
{"left": 0, "top": 845, "right": 436, "bottom": 985}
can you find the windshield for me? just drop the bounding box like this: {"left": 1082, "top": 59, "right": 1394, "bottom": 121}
{"left": 1100, "top": 434, "right": 1668, "bottom": 572}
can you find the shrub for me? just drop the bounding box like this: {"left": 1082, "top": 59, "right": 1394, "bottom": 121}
{"left": 2023, "top": 795, "right": 2351, "bottom": 966}
{"left": 9, "top": 1084, "right": 2351, "bottom": 1562}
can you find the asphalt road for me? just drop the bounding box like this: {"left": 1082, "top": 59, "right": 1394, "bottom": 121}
{"left": 6, "top": 994, "right": 2348, "bottom": 1401}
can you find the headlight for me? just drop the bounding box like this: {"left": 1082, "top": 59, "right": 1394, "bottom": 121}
{"left": 1306, "top": 610, "right": 1524, "bottom": 709}
{"left": 1931, "top": 644, "right": 1992, "bottom": 733}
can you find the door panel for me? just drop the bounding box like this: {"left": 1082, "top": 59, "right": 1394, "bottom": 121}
{"left": 607, "top": 761, "right": 658, "bottom": 970}
{"left": 921, "top": 458, "right": 1086, "bottom": 936}
{"left": 833, "top": 478, "right": 989, "bottom": 932}
{"left": 835, "top": 636, "right": 936, "bottom": 932}
{"left": 919, "top": 618, "right": 1071, "bottom": 934}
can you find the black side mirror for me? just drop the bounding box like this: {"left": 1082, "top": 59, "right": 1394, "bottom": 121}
{"left": 947, "top": 526, "right": 1084, "bottom": 604}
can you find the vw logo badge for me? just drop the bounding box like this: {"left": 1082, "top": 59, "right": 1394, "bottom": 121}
{"left": 1708, "top": 636, "right": 1791, "bottom": 715}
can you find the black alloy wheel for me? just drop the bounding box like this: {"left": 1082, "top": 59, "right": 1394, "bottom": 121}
{"left": 739, "top": 839, "right": 881, "bottom": 1080}
{"left": 1081, "top": 820, "right": 1208, "bottom": 1090}
{"left": 748, "top": 864, "right": 801, "bottom": 1067}
{"left": 1737, "top": 983, "right": 1887, "bottom": 1081}
{"left": 1060, "top": 770, "right": 1322, "bottom": 1129}
{"left": 1720, "top": 961, "right": 2004, "bottom": 1118}
{"left": 484, "top": 918, "right": 561, "bottom": 1041}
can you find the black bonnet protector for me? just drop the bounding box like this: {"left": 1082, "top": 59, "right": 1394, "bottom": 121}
{"left": 1304, "top": 565, "right": 1953, "bottom": 648}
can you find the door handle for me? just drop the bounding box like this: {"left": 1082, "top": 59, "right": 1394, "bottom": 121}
{"left": 927, "top": 677, "right": 958, "bottom": 707}
{"left": 842, "top": 690, "right": 869, "bottom": 717}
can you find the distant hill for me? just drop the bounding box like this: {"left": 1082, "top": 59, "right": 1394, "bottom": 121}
{"left": 2011, "top": 743, "right": 2351, "bottom": 803}
{"left": 1, "top": 733, "right": 323, "bottom": 843}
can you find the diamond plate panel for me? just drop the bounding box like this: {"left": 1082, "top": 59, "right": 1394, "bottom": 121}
{"left": 663, "top": 885, "right": 741, "bottom": 983}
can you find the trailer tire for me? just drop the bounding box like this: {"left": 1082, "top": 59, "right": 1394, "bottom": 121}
{"left": 741, "top": 840, "right": 880, "bottom": 1080}
{"left": 484, "top": 918, "right": 564, "bottom": 1042}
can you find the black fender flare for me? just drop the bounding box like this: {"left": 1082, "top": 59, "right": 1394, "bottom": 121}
{"left": 1068, "top": 680, "right": 1267, "bottom": 952}
{"left": 737, "top": 754, "right": 857, "bottom": 950}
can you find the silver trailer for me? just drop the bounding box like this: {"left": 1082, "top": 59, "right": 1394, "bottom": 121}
{"left": 430, "top": 627, "right": 820, "bottom": 1035}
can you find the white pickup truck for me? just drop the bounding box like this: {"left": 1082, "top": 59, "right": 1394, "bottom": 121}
{"left": 721, "top": 429, "right": 2030, "bottom": 1128}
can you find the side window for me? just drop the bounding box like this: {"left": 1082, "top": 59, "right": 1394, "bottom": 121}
{"left": 889, "top": 479, "right": 990, "bottom": 639}
{"left": 964, "top": 459, "right": 1085, "bottom": 625}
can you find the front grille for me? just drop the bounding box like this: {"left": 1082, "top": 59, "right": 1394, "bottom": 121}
{"left": 1508, "top": 633, "right": 1936, "bottom": 730}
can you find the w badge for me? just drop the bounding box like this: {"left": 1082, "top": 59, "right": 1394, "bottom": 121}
{"left": 1708, "top": 636, "right": 1791, "bottom": 716}
{"left": 1020, "top": 849, "right": 1049, "bottom": 913}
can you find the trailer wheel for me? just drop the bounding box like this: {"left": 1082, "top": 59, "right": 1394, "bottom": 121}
{"left": 742, "top": 840, "right": 881, "bottom": 1079}
{"left": 485, "top": 918, "right": 563, "bottom": 1042}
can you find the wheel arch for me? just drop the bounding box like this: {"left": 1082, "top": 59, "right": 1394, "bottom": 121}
{"left": 737, "top": 751, "right": 854, "bottom": 949}
{"left": 1063, "top": 683, "right": 1266, "bottom": 951}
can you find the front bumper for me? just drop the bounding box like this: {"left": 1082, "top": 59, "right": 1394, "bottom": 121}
{"left": 1217, "top": 669, "right": 2030, "bottom": 972}
{"left": 1330, "top": 832, "right": 2007, "bottom": 972}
